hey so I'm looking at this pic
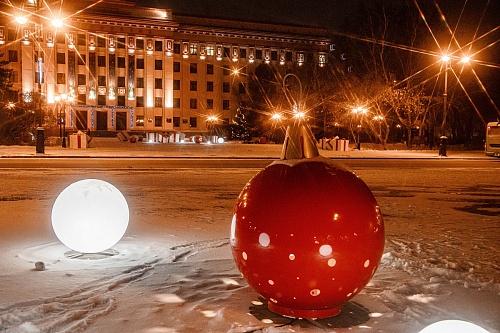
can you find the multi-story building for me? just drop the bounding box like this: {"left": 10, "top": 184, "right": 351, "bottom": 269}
{"left": 0, "top": 0, "right": 332, "bottom": 138}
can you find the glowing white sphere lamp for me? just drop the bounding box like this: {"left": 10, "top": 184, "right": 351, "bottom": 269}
{"left": 419, "top": 320, "right": 490, "bottom": 333}
{"left": 51, "top": 179, "right": 129, "bottom": 253}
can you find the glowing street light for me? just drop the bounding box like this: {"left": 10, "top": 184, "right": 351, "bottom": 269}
{"left": 51, "top": 18, "right": 63, "bottom": 28}
{"left": 15, "top": 16, "right": 28, "bottom": 24}
{"left": 440, "top": 54, "right": 471, "bottom": 134}
{"left": 270, "top": 113, "right": 284, "bottom": 121}
{"left": 293, "top": 110, "right": 306, "bottom": 119}
{"left": 352, "top": 106, "right": 368, "bottom": 115}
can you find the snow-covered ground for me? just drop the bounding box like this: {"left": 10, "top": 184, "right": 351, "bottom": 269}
{"left": 0, "top": 137, "right": 488, "bottom": 159}
{"left": 0, "top": 139, "right": 498, "bottom": 333}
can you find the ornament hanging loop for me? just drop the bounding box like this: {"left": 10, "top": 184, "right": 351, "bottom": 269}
{"left": 283, "top": 73, "right": 303, "bottom": 114}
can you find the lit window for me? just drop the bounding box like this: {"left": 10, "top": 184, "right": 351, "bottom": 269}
{"left": 190, "top": 44, "right": 198, "bottom": 55}
{"left": 136, "top": 115, "right": 144, "bottom": 126}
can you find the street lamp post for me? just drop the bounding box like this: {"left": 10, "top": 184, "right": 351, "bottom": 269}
{"left": 33, "top": 0, "right": 44, "bottom": 153}
{"left": 62, "top": 104, "right": 67, "bottom": 148}
{"left": 55, "top": 96, "right": 62, "bottom": 139}
{"left": 440, "top": 55, "right": 450, "bottom": 137}
{"left": 439, "top": 57, "right": 449, "bottom": 157}
{"left": 352, "top": 106, "right": 367, "bottom": 150}
{"left": 439, "top": 55, "right": 470, "bottom": 156}
{"left": 61, "top": 94, "right": 73, "bottom": 147}
{"left": 55, "top": 94, "right": 71, "bottom": 147}
{"left": 270, "top": 112, "right": 285, "bottom": 143}
{"left": 356, "top": 124, "right": 362, "bottom": 149}
{"left": 206, "top": 115, "right": 218, "bottom": 143}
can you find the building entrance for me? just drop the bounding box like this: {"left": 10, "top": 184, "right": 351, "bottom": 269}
{"left": 116, "top": 111, "right": 127, "bottom": 131}
{"left": 75, "top": 111, "right": 88, "bottom": 131}
{"left": 96, "top": 111, "right": 108, "bottom": 130}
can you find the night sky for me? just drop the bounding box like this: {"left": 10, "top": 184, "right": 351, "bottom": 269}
{"left": 146, "top": 0, "right": 359, "bottom": 30}
{"left": 146, "top": 0, "right": 499, "bottom": 33}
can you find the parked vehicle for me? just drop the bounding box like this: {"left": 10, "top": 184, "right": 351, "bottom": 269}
{"left": 485, "top": 121, "right": 500, "bottom": 157}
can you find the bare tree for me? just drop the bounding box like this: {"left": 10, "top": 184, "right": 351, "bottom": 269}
{"left": 384, "top": 84, "right": 426, "bottom": 147}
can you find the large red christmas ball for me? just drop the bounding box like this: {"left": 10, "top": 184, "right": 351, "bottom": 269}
{"left": 230, "top": 157, "right": 384, "bottom": 319}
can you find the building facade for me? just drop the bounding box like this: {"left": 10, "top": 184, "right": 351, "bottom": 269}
{"left": 0, "top": 0, "right": 332, "bottom": 137}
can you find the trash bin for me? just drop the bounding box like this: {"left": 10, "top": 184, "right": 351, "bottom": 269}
{"left": 36, "top": 127, "right": 45, "bottom": 154}
{"left": 438, "top": 135, "right": 447, "bottom": 156}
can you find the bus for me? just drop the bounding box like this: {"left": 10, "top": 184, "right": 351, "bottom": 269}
{"left": 485, "top": 122, "right": 500, "bottom": 157}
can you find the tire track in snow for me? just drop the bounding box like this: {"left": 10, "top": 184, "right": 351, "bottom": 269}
{"left": 0, "top": 239, "right": 229, "bottom": 333}
{"left": 0, "top": 260, "right": 157, "bottom": 332}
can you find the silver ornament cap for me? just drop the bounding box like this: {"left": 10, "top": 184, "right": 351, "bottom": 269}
{"left": 280, "top": 119, "right": 320, "bottom": 160}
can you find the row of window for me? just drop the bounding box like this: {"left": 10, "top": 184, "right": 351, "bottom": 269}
{"left": 3, "top": 27, "right": 306, "bottom": 61}
{"left": 135, "top": 116, "right": 230, "bottom": 128}
{"left": 73, "top": 93, "right": 230, "bottom": 110}
{"left": 69, "top": 72, "right": 237, "bottom": 92}
{"left": 2, "top": 21, "right": 329, "bottom": 69}
{"left": 9, "top": 50, "right": 239, "bottom": 78}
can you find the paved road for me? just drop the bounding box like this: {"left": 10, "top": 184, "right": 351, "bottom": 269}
{"left": 0, "top": 157, "right": 497, "bottom": 170}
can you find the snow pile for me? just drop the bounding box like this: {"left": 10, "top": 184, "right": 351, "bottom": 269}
{"left": 382, "top": 243, "right": 500, "bottom": 294}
